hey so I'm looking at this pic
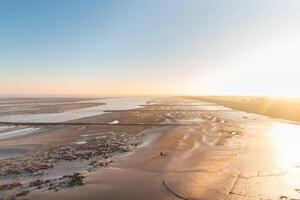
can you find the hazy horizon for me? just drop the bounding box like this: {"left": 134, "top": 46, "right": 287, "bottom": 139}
{"left": 1, "top": 0, "right": 300, "bottom": 97}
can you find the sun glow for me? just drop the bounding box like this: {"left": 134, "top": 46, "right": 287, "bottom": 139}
{"left": 183, "top": 31, "right": 300, "bottom": 97}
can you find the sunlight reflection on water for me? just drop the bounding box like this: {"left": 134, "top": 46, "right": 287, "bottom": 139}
{"left": 272, "top": 123, "right": 300, "bottom": 168}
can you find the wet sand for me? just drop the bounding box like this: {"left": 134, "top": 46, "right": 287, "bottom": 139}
{"left": 1, "top": 97, "right": 300, "bottom": 200}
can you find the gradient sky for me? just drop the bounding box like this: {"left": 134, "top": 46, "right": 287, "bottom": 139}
{"left": 1, "top": 0, "right": 300, "bottom": 96}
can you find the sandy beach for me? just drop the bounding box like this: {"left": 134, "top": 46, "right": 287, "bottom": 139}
{"left": 0, "top": 97, "right": 300, "bottom": 200}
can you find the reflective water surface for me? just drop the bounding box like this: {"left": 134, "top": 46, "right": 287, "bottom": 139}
{"left": 0, "top": 97, "right": 152, "bottom": 123}
{"left": 272, "top": 123, "right": 300, "bottom": 168}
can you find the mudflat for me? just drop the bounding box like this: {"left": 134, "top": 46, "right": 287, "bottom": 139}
{"left": 0, "top": 97, "right": 300, "bottom": 200}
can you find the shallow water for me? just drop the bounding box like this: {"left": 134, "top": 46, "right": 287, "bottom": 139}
{"left": 0, "top": 127, "right": 40, "bottom": 140}
{"left": 73, "top": 140, "right": 87, "bottom": 145}
{"left": 0, "top": 148, "right": 27, "bottom": 159}
{"left": 0, "top": 125, "right": 15, "bottom": 131}
{"left": 0, "top": 97, "right": 152, "bottom": 123}
{"left": 109, "top": 120, "right": 119, "bottom": 124}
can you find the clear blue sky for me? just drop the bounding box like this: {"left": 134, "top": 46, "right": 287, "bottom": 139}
{"left": 1, "top": 0, "right": 300, "bottom": 96}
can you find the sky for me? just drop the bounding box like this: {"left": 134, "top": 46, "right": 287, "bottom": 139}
{"left": 0, "top": 0, "right": 300, "bottom": 97}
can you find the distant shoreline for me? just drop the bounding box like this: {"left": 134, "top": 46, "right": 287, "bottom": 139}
{"left": 185, "top": 96, "right": 300, "bottom": 123}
